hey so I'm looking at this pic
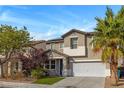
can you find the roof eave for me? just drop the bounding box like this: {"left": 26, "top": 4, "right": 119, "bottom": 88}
{"left": 62, "top": 29, "right": 86, "bottom": 38}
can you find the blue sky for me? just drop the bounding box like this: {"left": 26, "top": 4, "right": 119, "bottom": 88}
{"left": 0, "top": 5, "right": 122, "bottom": 40}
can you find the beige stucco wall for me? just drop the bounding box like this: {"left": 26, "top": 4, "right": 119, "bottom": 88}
{"left": 64, "top": 32, "right": 85, "bottom": 47}
{"left": 46, "top": 42, "right": 63, "bottom": 53}
{"left": 63, "top": 32, "right": 102, "bottom": 61}
{"left": 33, "top": 42, "right": 46, "bottom": 50}
{"left": 69, "top": 35, "right": 102, "bottom": 61}
{"left": 25, "top": 42, "right": 46, "bottom": 54}
{"left": 45, "top": 31, "right": 102, "bottom": 62}
{"left": 63, "top": 32, "right": 86, "bottom": 56}
{"left": 46, "top": 51, "right": 64, "bottom": 59}
{"left": 86, "top": 35, "right": 101, "bottom": 59}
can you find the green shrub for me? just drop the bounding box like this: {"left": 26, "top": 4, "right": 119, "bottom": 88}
{"left": 31, "top": 68, "right": 48, "bottom": 79}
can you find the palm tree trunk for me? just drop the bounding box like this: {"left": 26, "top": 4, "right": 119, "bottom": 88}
{"left": 110, "top": 48, "right": 118, "bottom": 86}
{"left": 110, "top": 63, "right": 112, "bottom": 78}
{"left": 111, "top": 63, "right": 118, "bottom": 85}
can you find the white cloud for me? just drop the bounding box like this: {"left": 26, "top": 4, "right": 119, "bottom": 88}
{"left": 9, "top": 6, "right": 29, "bottom": 10}
{"left": 0, "top": 10, "right": 96, "bottom": 40}
{"left": 36, "top": 9, "right": 91, "bottom": 29}
{"left": 36, "top": 12, "right": 75, "bottom": 27}
{"left": 62, "top": 10, "right": 82, "bottom": 20}
{"left": 30, "top": 30, "right": 57, "bottom": 40}
{"left": 0, "top": 10, "right": 58, "bottom": 28}
{"left": 0, "top": 11, "right": 62, "bottom": 40}
{"left": 37, "top": 10, "right": 95, "bottom": 32}
{"left": 30, "top": 26, "right": 72, "bottom": 40}
{"left": 82, "top": 22, "right": 96, "bottom": 31}
{"left": 29, "top": 22, "right": 95, "bottom": 40}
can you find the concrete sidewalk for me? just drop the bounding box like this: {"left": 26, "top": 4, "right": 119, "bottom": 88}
{"left": 0, "top": 81, "right": 50, "bottom": 88}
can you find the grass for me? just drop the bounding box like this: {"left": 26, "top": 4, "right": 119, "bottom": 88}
{"left": 33, "top": 76, "right": 64, "bottom": 85}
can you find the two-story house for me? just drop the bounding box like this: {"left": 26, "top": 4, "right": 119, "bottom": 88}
{"left": 0, "top": 29, "right": 111, "bottom": 78}
{"left": 44, "top": 29, "right": 110, "bottom": 77}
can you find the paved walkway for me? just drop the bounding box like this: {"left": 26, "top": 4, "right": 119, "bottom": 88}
{"left": 52, "top": 77, "right": 105, "bottom": 88}
{"left": 0, "top": 81, "right": 50, "bottom": 88}
{"left": 0, "top": 77, "right": 105, "bottom": 88}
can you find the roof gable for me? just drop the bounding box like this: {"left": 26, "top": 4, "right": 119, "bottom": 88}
{"left": 45, "top": 29, "right": 94, "bottom": 43}
{"left": 44, "top": 49, "right": 69, "bottom": 58}
{"left": 62, "top": 29, "right": 86, "bottom": 38}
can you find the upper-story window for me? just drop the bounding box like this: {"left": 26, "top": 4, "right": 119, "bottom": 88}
{"left": 60, "top": 43, "right": 64, "bottom": 48}
{"left": 46, "top": 43, "right": 55, "bottom": 50}
{"left": 70, "top": 37, "right": 78, "bottom": 49}
{"left": 50, "top": 43, "right": 54, "bottom": 49}
{"left": 46, "top": 44, "right": 50, "bottom": 49}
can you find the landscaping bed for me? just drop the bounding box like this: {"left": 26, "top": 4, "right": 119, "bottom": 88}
{"left": 33, "top": 76, "right": 64, "bottom": 85}
{"left": 105, "top": 76, "right": 124, "bottom": 88}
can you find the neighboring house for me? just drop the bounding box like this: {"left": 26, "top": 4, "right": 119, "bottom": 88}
{"left": 43, "top": 29, "right": 110, "bottom": 77}
{"left": 0, "top": 40, "right": 46, "bottom": 78}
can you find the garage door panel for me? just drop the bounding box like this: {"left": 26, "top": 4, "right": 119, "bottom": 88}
{"left": 73, "top": 62, "right": 106, "bottom": 77}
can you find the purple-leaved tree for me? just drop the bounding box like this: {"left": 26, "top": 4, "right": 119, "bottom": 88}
{"left": 18, "top": 47, "right": 48, "bottom": 77}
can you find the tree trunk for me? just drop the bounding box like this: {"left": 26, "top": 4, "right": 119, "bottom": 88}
{"left": 110, "top": 63, "right": 112, "bottom": 78}
{"left": 0, "top": 64, "right": 4, "bottom": 78}
{"left": 110, "top": 63, "right": 118, "bottom": 85}
{"left": 110, "top": 47, "right": 118, "bottom": 86}
{"left": 6, "top": 62, "right": 9, "bottom": 79}
{"left": 0, "top": 50, "right": 14, "bottom": 78}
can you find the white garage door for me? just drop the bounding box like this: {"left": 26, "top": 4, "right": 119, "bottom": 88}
{"left": 73, "top": 62, "right": 106, "bottom": 77}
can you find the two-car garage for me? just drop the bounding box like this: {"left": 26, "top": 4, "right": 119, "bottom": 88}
{"left": 73, "top": 62, "right": 107, "bottom": 77}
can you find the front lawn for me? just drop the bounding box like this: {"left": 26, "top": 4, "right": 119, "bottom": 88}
{"left": 33, "top": 76, "right": 64, "bottom": 85}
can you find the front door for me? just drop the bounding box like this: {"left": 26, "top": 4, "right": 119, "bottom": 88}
{"left": 60, "top": 59, "right": 63, "bottom": 76}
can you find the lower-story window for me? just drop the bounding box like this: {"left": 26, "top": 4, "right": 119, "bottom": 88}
{"left": 45, "top": 60, "right": 55, "bottom": 69}
{"left": 51, "top": 60, "right": 55, "bottom": 69}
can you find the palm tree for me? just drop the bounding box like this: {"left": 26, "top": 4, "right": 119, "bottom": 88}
{"left": 91, "top": 6, "right": 124, "bottom": 85}
{"left": 116, "top": 6, "right": 124, "bottom": 55}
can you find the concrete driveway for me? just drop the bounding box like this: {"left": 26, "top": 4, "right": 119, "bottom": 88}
{"left": 52, "top": 77, "right": 105, "bottom": 88}
{"left": 0, "top": 77, "right": 105, "bottom": 88}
